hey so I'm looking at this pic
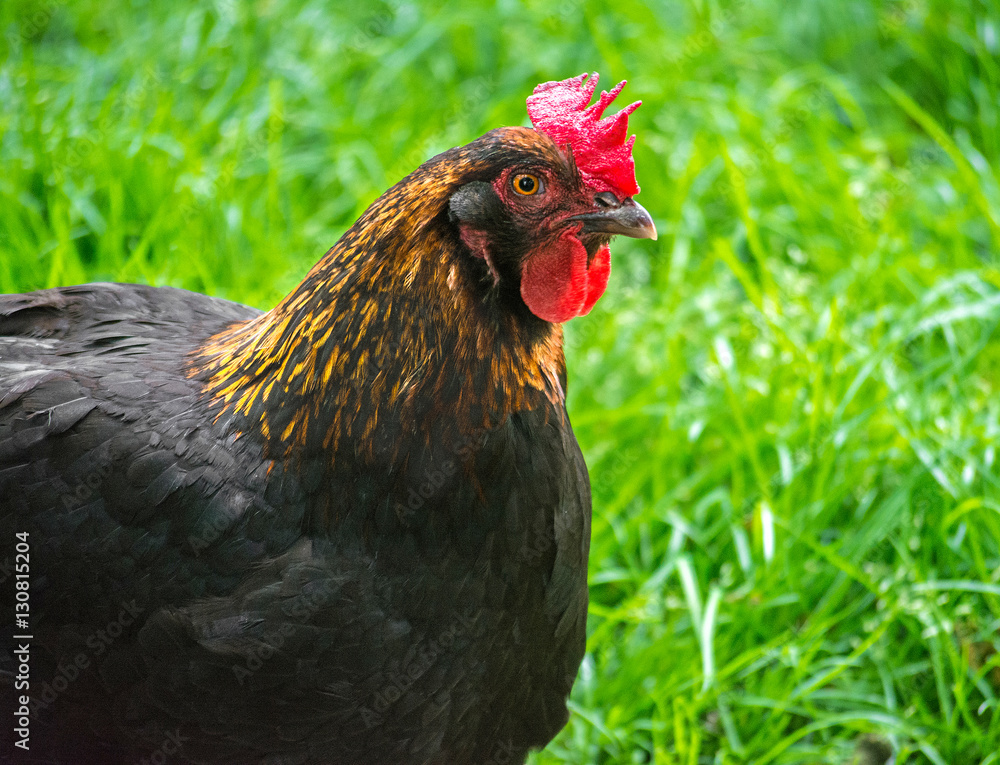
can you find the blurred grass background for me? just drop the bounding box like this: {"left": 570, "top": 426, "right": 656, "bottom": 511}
{"left": 2, "top": 0, "right": 1000, "bottom": 762}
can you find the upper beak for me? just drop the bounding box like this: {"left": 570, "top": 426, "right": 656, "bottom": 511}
{"left": 569, "top": 196, "right": 658, "bottom": 241}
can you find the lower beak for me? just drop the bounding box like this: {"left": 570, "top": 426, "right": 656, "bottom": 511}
{"left": 569, "top": 198, "right": 657, "bottom": 241}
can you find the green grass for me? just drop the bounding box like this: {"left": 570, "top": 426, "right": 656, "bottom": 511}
{"left": 3, "top": 0, "right": 1000, "bottom": 762}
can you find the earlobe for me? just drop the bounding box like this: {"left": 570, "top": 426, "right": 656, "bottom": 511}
{"left": 450, "top": 181, "right": 506, "bottom": 286}
{"left": 459, "top": 226, "right": 500, "bottom": 285}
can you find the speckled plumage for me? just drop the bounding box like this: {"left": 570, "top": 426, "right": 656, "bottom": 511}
{"left": 0, "top": 127, "right": 594, "bottom": 765}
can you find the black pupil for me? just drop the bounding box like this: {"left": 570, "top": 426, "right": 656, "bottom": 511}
{"left": 518, "top": 175, "right": 536, "bottom": 193}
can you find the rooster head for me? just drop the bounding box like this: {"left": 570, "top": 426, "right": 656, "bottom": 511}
{"left": 448, "top": 73, "right": 655, "bottom": 324}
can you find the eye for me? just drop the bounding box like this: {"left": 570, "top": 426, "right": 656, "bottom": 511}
{"left": 512, "top": 173, "right": 543, "bottom": 196}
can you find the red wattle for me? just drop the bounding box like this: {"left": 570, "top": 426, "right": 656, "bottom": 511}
{"left": 520, "top": 231, "right": 611, "bottom": 323}
{"left": 581, "top": 244, "right": 611, "bottom": 314}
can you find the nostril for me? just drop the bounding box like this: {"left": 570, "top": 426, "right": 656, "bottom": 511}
{"left": 593, "top": 192, "right": 620, "bottom": 208}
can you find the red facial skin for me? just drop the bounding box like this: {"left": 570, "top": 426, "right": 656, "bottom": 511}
{"left": 463, "top": 167, "right": 613, "bottom": 324}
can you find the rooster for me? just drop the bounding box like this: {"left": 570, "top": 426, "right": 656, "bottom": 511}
{"left": 0, "top": 73, "right": 655, "bottom": 765}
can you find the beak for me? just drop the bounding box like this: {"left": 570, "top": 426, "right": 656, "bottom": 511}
{"left": 569, "top": 196, "right": 658, "bottom": 241}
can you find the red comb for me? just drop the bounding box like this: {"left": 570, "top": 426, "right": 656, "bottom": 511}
{"left": 526, "top": 72, "right": 641, "bottom": 197}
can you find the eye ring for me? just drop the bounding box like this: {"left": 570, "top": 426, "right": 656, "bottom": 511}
{"left": 512, "top": 173, "right": 543, "bottom": 196}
